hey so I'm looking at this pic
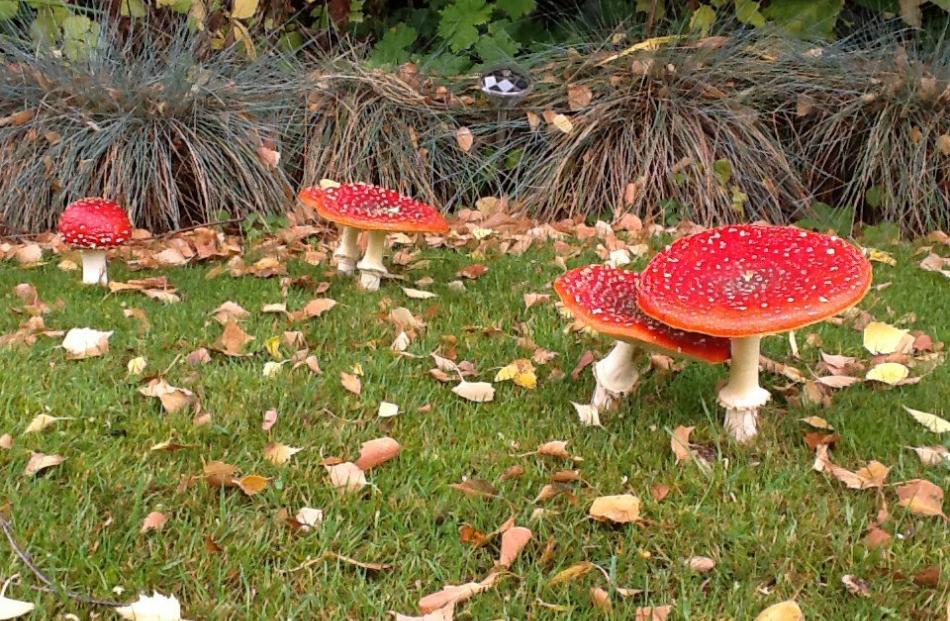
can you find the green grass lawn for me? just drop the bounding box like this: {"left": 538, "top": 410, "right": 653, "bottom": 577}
{"left": 0, "top": 228, "right": 948, "bottom": 620}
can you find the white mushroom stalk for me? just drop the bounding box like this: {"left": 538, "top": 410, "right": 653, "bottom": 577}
{"left": 357, "top": 230, "right": 388, "bottom": 291}
{"left": 591, "top": 341, "right": 640, "bottom": 412}
{"left": 718, "top": 336, "right": 771, "bottom": 443}
{"left": 333, "top": 226, "right": 360, "bottom": 275}
{"left": 81, "top": 250, "right": 109, "bottom": 286}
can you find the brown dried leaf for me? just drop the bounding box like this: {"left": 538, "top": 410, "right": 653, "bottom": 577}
{"left": 896, "top": 479, "right": 946, "bottom": 517}
{"left": 140, "top": 511, "right": 168, "bottom": 534}
{"left": 635, "top": 605, "right": 673, "bottom": 621}
{"left": 214, "top": 321, "right": 254, "bottom": 356}
{"left": 288, "top": 298, "right": 336, "bottom": 322}
{"left": 589, "top": 494, "right": 641, "bottom": 524}
{"left": 449, "top": 479, "right": 497, "bottom": 499}
{"left": 498, "top": 526, "right": 532, "bottom": 568}
{"left": 355, "top": 437, "right": 401, "bottom": 471}
{"left": 23, "top": 451, "right": 65, "bottom": 476}
{"left": 326, "top": 462, "right": 367, "bottom": 492}
{"left": 204, "top": 461, "right": 239, "bottom": 487}
{"left": 340, "top": 372, "right": 362, "bottom": 395}
{"left": 455, "top": 127, "right": 474, "bottom": 152}
{"left": 548, "top": 561, "right": 594, "bottom": 586}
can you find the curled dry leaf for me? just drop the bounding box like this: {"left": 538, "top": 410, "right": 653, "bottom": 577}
{"left": 685, "top": 556, "right": 716, "bottom": 573}
{"left": 326, "top": 462, "right": 367, "bottom": 492}
{"left": 455, "top": 126, "right": 474, "bottom": 152}
{"left": 139, "top": 379, "right": 195, "bottom": 414}
{"left": 451, "top": 381, "right": 494, "bottom": 403}
{"left": 210, "top": 301, "right": 250, "bottom": 324}
{"left": 214, "top": 321, "right": 254, "bottom": 356}
{"left": 262, "top": 409, "right": 278, "bottom": 431}
{"left": 634, "top": 605, "right": 673, "bottom": 621}
{"left": 23, "top": 451, "right": 64, "bottom": 476}
{"left": 263, "top": 442, "right": 303, "bottom": 466}
{"left": 24, "top": 414, "right": 70, "bottom": 434}
{"left": 295, "top": 507, "right": 323, "bottom": 531}
{"left": 497, "top": 526, "right": 532, "bottom": 568}
{"left": 813, "top": 445, "right": 890, "bottom": 490}
{"left": 752, "top": 600, "right": 803, "bottom": 621}
{"left": 536, "top": 440, "right": 573, "bottom": 460}
{"left": 418, "top": 574, "right": 497, "bottom": 614}
{"left": 896, "top": 479, "right": 946, "bottom": 517}
{"left": 548, "top": 561, "right": 594, "bottom": 586}
{"left": 671, "top": 426, "right": 694, "bottom": 463}
{"left": 115, "top": 592, "right": 185, "bottom": 621}
{"left": 449, "top": 479, "right": 498, "bottom": 499}
{"left": 904, "top": 406, "right": 950, "bottom": 433}
{"left": 909, "top": 445, "right": 950, "bottom": 466}
{"left": 589, "top": 494, "right": 641, "bottom": 524}
{"left": 62, "top": 327, "right": 112, "bottom": 359}
{"left": 340, "top": 372, "right": 362, "bottom": 396}
{"left": 141, "top": 511, "right": 168, "bottom": 534}
{"left": 355, "top": 437, "right": 401, "bottom": 471}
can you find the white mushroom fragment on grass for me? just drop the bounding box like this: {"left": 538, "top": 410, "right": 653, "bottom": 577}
{"left": 553, "top": 265, "right": 730, "bottom": 413}
{"left": 298, "top": 182, "right": 449, "bottom": 291}
{"left": 637, "top": 224, "right": 872, "bottom": 443}
{"left": 57, "top": 197, "right": 133, "bottom": 286}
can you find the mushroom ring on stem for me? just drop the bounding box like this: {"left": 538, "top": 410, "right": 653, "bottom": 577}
{"left": 637, "top": 224, "right": 872, "bottom": 443}
{"left": 57, "top": 198, "right": 133, "bottom": 286}
{"left": 554, "top": 265, "right": 730, "bottom": 413}
{"left": 298, "top": 182, "right": 449, "bottom": 291}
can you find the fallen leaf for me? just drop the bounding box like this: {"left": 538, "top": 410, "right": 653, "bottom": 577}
{"left": 449, "top": 479, "right": 498, "bottom": 498}
{"left": 340, "top": 372, "right": 362, "bottom": 395}
{"left": 634, "top": 605, "right": 673, "bottom": 621}
{"left": 186, "top": 348, "right": 211, "bottom": 365}
{"left": 418, "top": 576, "right": 496, "bottom": 615}
{"left": 671, "top": 425, "right": 694, "bottom": 463}
{"left": 326, "top": 462, "right": 367, "bottom": 492}
{"left": 863, "top": 322, "right": 912, "bottom": 355}
{"left": 457, "top": 264, "right": 488, "bottom": 279}
{"left": 139, "top": 379, "right": 195, "bottom": 414}
{"left": 212, "top": 321, "right": 255, "bottom": 357}
{"left": 203, "top": 461, "right": 239, "bottom": 487}
{"left": 753, "top": 600, "right": 803, "bottom": 621}
{"left": 536, "top": 440, "right": 572, "bottom": 460}
{"left": 494, "top": 359, "right": 537, "bottom": 389}
{"left": 814, "top": 446, "right": 890, "bottom": 489}
{"left": 590, "top": 586, "right": 612, "bottom": 612}
{"left": 127, "top": 356, "right": 148, "bottom": 375}
{"left": 912, "top": 565, "right": 940, "bottom": 588}
{"left": 543, "top": 109, "right": 574, "bottom": 133}
{"left": 904, "top": 406, "right": 950, "bottom": 433}
{"left": 115, "top": 592, "right": 184, "bottom": 621}
{"left": 210, "top": 301, "right": 250, "bottom": 324}
{"left": 548, "top": 561, "right": 594, "bottom": 586}
{"left": 0, "top": 595, "right": 35, "bottom": 619}
{"left": 800, "top": 416, "right": 834, "bottom": 430}
{"left": 842, "top": 574, "right": 870, "bottom": 597}
{"left": 288, "top": 298, "right": 336, "bottom": 322}
{"left": 355, "top": 437, "right": 401, "bottom": 471}
{"left": 896, "top": 479, "right": 945, "bottom": 517}
{"left": 393, "top": 605, "right": 455, "bottom": 621}
{"left": 24, "top": 414, "right": 70, "bottom": 434}
{"left": 378, "top": 401, "right": 400, "bottom": 418}
{"left": 498, "top": 526, "right": 532, "bottom": 568}
{"left": 0, "top": 434, "right": 12, "bottom": 450}
{"left": 816, "top": 375, "right": 861, "bottom": 389}
{"left": 451, "top": 381, "right": 494, "bottom": 402}
{"left": 295, "top": 507, "right": 323, "bottom": 531}
{"left": 685, "top": 556, "right": 716, "bottom": 573}
{"left": 589, "top": 494, "right": 641, "bottom": 524}
{"left": 524, "top": 293, "right": 550, "bottom": 309}
{"left": 262, "top": 409, "right": 278, "bottom": 431}
{"left": 455, "top": 127, "right": 474, "bottom": 152}
{"left": 865, "top": 362, "right": 910, "bottom": 385}
{"left": 140, "top": 511, "right": 168, "bottom": 534}
{"left": 567, "top": 84, "right": 593, "bottom": 110}
{"left": 23, "top": 452, "right": 64, "bottom": 476}
{"left": 909, "top": 445, "right": 950, "bottom": 466}
{"left": 572, "top": 350, "right": 596, "bottom": 380}
{"left": 862, "top": 525, "right": 892, "bottom": 549}
{"left": 402, "top": 287, "right": 437, "bottom": 300}
{"left": 62, "top": 327, "right": 112, "bottom": 359}
{"left": 263, "top": 443, "right": 303, "bottom": 466}
{"left": 234, "top": 474, "right": 269, "bottom": 496}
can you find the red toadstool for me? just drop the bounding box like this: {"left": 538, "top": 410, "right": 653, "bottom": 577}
{"left": 554, "top": 265, "right": 730, "bottom": 412}
{"left": 58, "top": 197, "right": 133, "bottom": 286}
{"left": 298, "top": 181, "right": 449, "bottom": 291}
{"left": 637, "top": 224, "right": 872, "bottom": 442}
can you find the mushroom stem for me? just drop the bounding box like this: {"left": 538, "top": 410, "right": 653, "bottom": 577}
{"left": 333, "top": 226, "right": 360, "bottom": 275}
{"left": 81, "top": 250, "right": 108, "bottom": 286}
{"left": 591, "top": 341, "right": 640, "bottom": 412}
{"left": 357, "top": 230, "right": 388, "bottom": 292}
{"left": 718, "top": 335, "right": 771, "bottom": 443}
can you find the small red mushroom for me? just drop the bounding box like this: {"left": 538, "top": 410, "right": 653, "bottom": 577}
{"left": 298, "top": 181, "right": 449, "bottom": 291}
{"left": 554, "top": 265, "right": 730, "bottom": 412}
{"left": 58, "top": 198, "right": 133, "bottom": 286}
{"left": 637, "top": 224, "right": 872, "bottom": 442}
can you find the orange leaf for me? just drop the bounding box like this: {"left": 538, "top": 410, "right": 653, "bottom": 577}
{"left": 497, "top": 526, "right": 532, "bottom": 568}
{"left": 354, "top": 437, "right": 401, "bottom": 471}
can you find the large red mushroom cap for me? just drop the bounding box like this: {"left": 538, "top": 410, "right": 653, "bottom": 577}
{"left": 58, "top": 198, "right": 133, "bottom": 249}
{"left": 298, "top": 182, "right": 449, "bottom": 234}
{"left": 554, "top": 265, "right": 731, "bottom": 363}
{"left": 637, "top": 224, "right": 873, "bottom": 338}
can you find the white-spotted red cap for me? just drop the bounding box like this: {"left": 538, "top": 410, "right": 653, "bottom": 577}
{"left": 554, "top": 265, "right": 730, "bottom": 363}
{"left": 637, "top": 224, "right": 872, "bottom": 338}
{"left": 298, "top": 182, "right": 449, "bottom": 234}
{"left": 58, "top": 198, "right": 133, "bottom": 249}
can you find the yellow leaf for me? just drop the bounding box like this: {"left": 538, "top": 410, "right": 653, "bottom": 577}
{"left": 263, "top": 442, "right": 303, "bottom": 466}
{"left": 865, "top": 362, "right": 909, "bottom": 385}
{"left": 903, "top": 406, "right": 950, "bottom": 433}
{"left": 867, "top": 248, "right": 896, "bottom": 266}
{"left": 264, "top": 335, "right": 282, "bottom": 360}
{"left": 800, "top": 416, "right": 834, "bottom": 430}
{"left": 753, "top": 600, "right": 803, "bottom": 621}
{"left": 548, "top": 561, "right": 595, "bottom": 586}
{"left": 234, "top": 474, "right": 269, "bottom": 496}
{"left": 863, "top": 321, "right": 912, "bottom": 355}
{"left": 230, "top": 0, "right": 258, "bottom": 19}
{"left": 589, "top": 494, "right": 641, "bottom": 524}
{"left": 542, "top": 110, "right": 573, "bottom": 134}
{"left": 494, "top": 359, "right": 537, "bottom": 389}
